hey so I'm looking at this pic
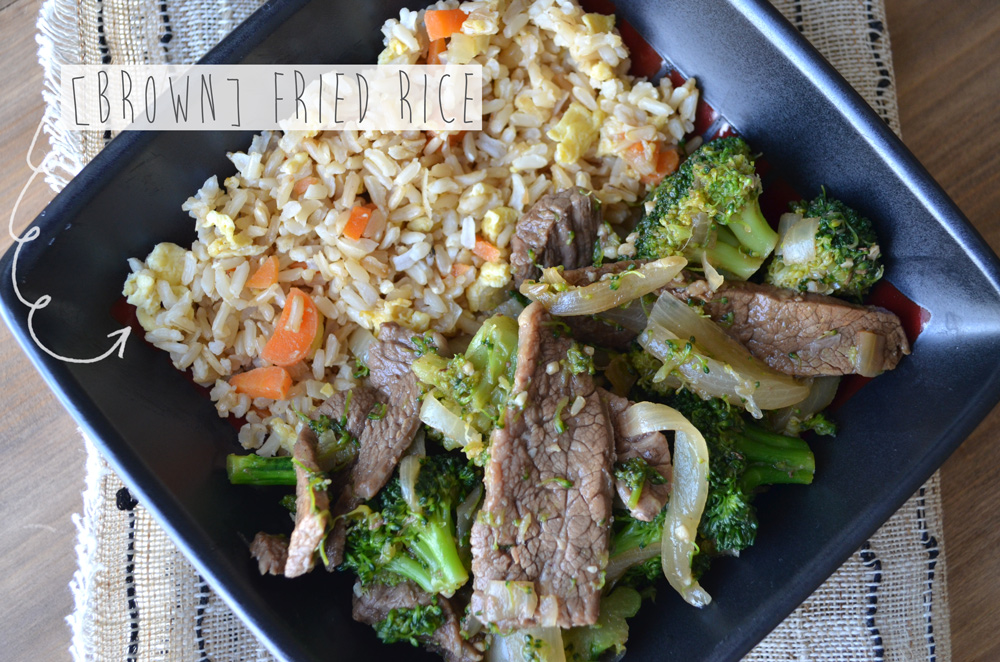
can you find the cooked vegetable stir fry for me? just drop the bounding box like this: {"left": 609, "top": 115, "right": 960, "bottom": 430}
{"left": 635, "top": 137, "right": 777, "bottom": 280}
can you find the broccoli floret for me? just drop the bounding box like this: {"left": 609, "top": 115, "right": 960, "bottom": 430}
{"left": 781, "top": 411, "right": 838, "bottom": 438}
{"left": 613, "top": 457, "right": 668, "bottom": 511}
{"left": 635, "top": 136, "right": 776, "bottom": 280}
{"left": 664, "top": 389, "right": 815, "bottom": 557}
{"left": 342, "top": 454, "right": 480, "bottom": 597}
{"left": 372, "top": 600, "right": 446, "bottom": 647}
{"left": 626, "top": 345, "right": 677, "bottom": 400}
{"left": 226, "top": 454, "right": 296, "bottom": 485}
{"left": 765, "top": 190, "right": 884, "bottom": 300}
{"left": 296, "top": 408, "right": 359, "bottom": 472}
{"left": 412, "top": 315, "right": 518, "bottom": 460}
{"left": 563, "top": 587, "right": 642, "bottom": 661}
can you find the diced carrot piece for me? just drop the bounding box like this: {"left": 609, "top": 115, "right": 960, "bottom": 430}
{"left": 427, "top": 38, "right": 447, "bottom": 65}
{"left": 642, "top": 145, "right": 681, "bottom": 185}
{"left": 424, "top": 9, "right": 468, "bottom": 41}
{"left": 261, "top": 288, "right": 321, "bottom": 366}
{"left": 451, "top": 262, "right": 473, "bottom": 278}
{"left": 293, "top": 176, "right": 320, "bottom": 196}
{"left": 473, "top": 236, "right": 502, "bottom": 263}
{"left": 624, "top": 141, "right": 654, "bottom": 174}
{"left": 229, "top": 366, "right": 293, "bottom": 400}
{"left": 344, "top": 204, "right": 376, "bottom": 241}
{"left": 246, "top": 255, "right": 279, "bottom": 289}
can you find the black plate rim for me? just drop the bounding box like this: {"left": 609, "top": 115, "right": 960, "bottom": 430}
{"left": 3, "top": 0, "right": 1000, "bottom": 660}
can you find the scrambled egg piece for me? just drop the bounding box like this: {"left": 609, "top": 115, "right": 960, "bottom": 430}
{"left": 361, "top": 299, "right": 431, "bottom": 333}
{"left": 448, "top": 33, "right": 490, "bottom": 64}
{"left": 271, "top": 418, "right": 299, "bottom": 455}
{"left": 122, "top": 242, "right": 190, "bottom": 329}
{"left": 146, "top": 242, "right": 187, "bottom": 286}
{"left": 279, "top": 152, "right": 310, "bottom": 176}
{"left": 582, "top": 13, "right": 615, "bottom": 33}
{"left": 481, "top": 206, "right": 517, "bottom": 244}
{"left": 547, "top": 102, "right": 605, "bottom": 165}
{"left": 204, "top": 210, "right": 264, "bottom": 258}
{"left": 466, "top": 262, "right": 511, "bottom": 312}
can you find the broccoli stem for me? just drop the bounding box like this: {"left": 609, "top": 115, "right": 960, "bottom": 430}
{"left": 384, "top": 513, "right": 468, "bottom": 596}
{"left": 704, "top": 234, "right": 766, "bottom": 280}
{"left": 385, "top": 554, "right": 443, "bottom": 596}
{"left": 226, "top": 454, "right": 296, "bottom": 486}
{"left": 734, "top": 424, "right": 815, "bottom": 491}
{"left": 725, "top": 200, "right": 778, "bottom": 258}
{"left": 408, "top": 512, "right": 470, "bottom": 594}
{"left": 742, "top": 465, "right": 815, "bottom": 491}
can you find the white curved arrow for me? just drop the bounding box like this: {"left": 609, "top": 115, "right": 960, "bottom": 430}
{"left": 8, "top": 119, "right": 132, "bottom": 363}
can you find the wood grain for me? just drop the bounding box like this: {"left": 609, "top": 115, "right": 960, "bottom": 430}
{"left": 885, "top": 4, "right": 1000, "bottom": 660}
{"left": 0, "top": 0, "right": 997, "bottom": 660}
{"left": 0, "top": 1, "right": 84, "bottom": 661}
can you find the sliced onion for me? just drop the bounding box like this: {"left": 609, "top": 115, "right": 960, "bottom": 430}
{"left": 492, "top": 296, "right": 526, "bottom": 320}
{"left": 622, "top": 402, "right": 711, "bottom": 608}
{"left": 597, "top": 299, "right": 650, "bottom": 334}
{"left": 640, "top": 291, "right": 811, "bottom": 417}
{"left": 455, "top": 484, "right": 483, "bottom": 555}
{"left": 701, "top": 251, "right": 725, "bottom": 291}
{"left": 488, "top": 627, "right": 566, "bottom": 662}
{"left": 419, "top": 393, "right": 483, "bottom": 450}
{"left": 779, "top": 215, "right": 819, "bottom": 264}
{"left": 769, "top": 376, "right": 840, "bottom": 434}
{"left": 688, "top": 211, "right": 712, "bottom": 249}
{"left": 408, "top": 428, "right": 427, "bottom": 458}
{"left": 399, "top": 454, "right": 422, "bottom": 515}
{"left": 855, "top": 331, "right": 885, "bottom": 377}
{"left": 520, "top": 257, "right": 686, "bottom": 316}
{"left": 484, "top": 579, "right": 538, "bottom": 624}
{"left": 348, "top": 326, "right": 376, "bottom": 365}
{"left": 776, "top": 212, "right": 802, "bottom": 238}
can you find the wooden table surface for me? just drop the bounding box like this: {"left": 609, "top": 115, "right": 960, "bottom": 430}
{"left": 1, "top": 1, "right": 998, "bottom": 659}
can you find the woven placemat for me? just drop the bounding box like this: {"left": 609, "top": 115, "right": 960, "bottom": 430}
{"left": 38, "top": 1, "right": 951, "bottom": 660}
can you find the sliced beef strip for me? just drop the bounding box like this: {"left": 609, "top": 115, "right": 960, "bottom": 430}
{"left": 352, "top": 323, "right": 448, "bottom": 500}
{"left": 352, "top": 580, "right": 482, "bottom": 662}
{"left": 313, "top": 385, "right": 380, "bottom": 441}
{"left": 284, "top": 427, "right": 332, "bottom": 578}
{"left": 249, "top": 532, "right": 289, "bottom": 576}
{"left": 510, "top": 189, "right": 603, "bottom": 287}
{"left": 324, "top": 324, "right": 450, "bottom": 568}
{"left": 470, "top": 303, "right": 616, "bottom": 629}
{"left": 560, "top": 262, "right": 910, "bottom": 377}
{"left": 699, "top": 280, "right": 910, "bottom": 377}
{"left": 601, "top": 389, "right": 672, "bottom": 522}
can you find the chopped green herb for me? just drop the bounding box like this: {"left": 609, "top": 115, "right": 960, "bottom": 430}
{"left": 614, "top": 457, "right": 668, "bottom": 510}
{"left": 353, "top": 358, "right": 370, "bottom": 379}
{"left": 368, "top": 402, "right": 387, "bottom": 420}
{"left": 565, "top": 342, "right": 595, "bottom": 375}
{"left": 553, "top": 396, "right": 570, "bottom": 434}
{"left": 410, "top": 333, "right": 438, "bottom": 357}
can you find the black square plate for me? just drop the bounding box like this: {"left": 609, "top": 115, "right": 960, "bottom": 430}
{"left": 4, "top": 1, "right": 1000, "bottom": 660}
